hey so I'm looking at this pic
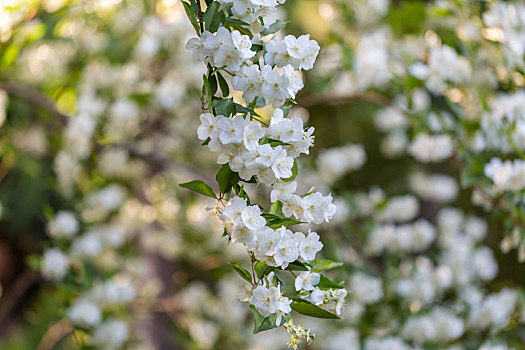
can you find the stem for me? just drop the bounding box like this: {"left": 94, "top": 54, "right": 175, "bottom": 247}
{"left": 196, "top": 0, "right": 205, "bottom": 34}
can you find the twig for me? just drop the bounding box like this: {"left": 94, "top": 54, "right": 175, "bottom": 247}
{"left": 0, "top": 269, "right": 41, "bottom": 326}
{"left": 0, "top": 82, "right": 69, "bottom": 122}
{"left": 36, "top": 319, "right": 72, "bottom": 350}
{"left": 196, "top": 0, "right": 205, "bottom": 34}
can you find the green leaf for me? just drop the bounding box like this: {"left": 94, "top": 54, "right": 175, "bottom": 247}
{"left": 270, "top": 201, "right": 283, "bottom": 216}
{"left": 228, "top": 262, "right": 253, "bottom": 284}
{"left": 203, "top": 2, "right": 225, "bottom": 32}
{"left": 202, "top": 74, "right": 214, "bottom": 113}
{"left": 235, "top": 104, "right": 261, "bottom": 117}
{"left": 290, "top": 298, "right": 340, "bottom": 319}
{"left": 234, "top": 184, "right": 252, "bottom": 205}
{"left": 216, "top": 164, "right": 241, "bottom": 194}
{"left": 251, "top": 306, "right": 282, "bottom": 333}
{"left": 208, "top": 72, "right": 218, "bottom": 96}
{"left": 251, "top": 44, "right": 264, "bottom": 52}
{"left": 225, "top": 17, "right": 252, "bottom": 37}
{"left": 215, "top": 98, "right": 236, "bottom": 116}
{"left": 285, "top": 261, "right": 310, "bottom": 271}
{"left": 254, "top": 261, "right": 274, "bottom": 279}
{"left": 310, "top": 259, "right": 343, "bottom": 272}
{"left": 259, "top": 137, "right": 289, "bottom": 147}
{"left": 265, "top": 216, "right": 304, "bottom": 229}
{"left": 181, "top": 1, "right": 200, "bottom": 34}
{"left": 179, "top": 180, "right": 217, "bottom": 199}
{"left": 260, "top": 20, "right": 287, "bottom": 36}
{"left": 217, "top": 71, "right": 229, "bottom": 97}
{"left": 317, "top": 275, "right": 345, "bottom": 290}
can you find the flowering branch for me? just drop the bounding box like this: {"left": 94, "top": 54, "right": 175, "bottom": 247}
{"left": 179, "top": 0, "right": 347, "bottom": 342}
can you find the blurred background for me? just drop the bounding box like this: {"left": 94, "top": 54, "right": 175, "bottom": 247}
{"left": 1, "top": 0, "right": 525, "bottom": 349}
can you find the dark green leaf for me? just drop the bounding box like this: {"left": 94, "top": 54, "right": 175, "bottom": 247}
{"left": 285, "top": 261, "right": 310, "bottom": 271}
{"left": 255, "top": 261, "right": 274, "bottom": 279}
{"left": 290, "top": 298, "right": 340, "bottom": 319}
{"left": 216, "top": 98, "right": 236, "bottom": 116}
{"left": 179, "top": 180, "right": 217, "bottom": 199}
{"left": 235, "top": 104, "right": 261, "bottom": 117}
{"left": 217, "top": 71, "right": 229, "bottom": 97}
{"left": 310, "top": 259, "right": 344, "bottom": 272}
{"left": 317, "top": 275, "right": 345, "bottom": 290}
{"left": 266, "top": 217, "right": 304, "bottom": 229}
{"left": 208, "top": 73, "right": 218, "bottom": 96}
{"left": 203, "top": 2, "right": 225, "bottom": 32}
{"left": 181, "top": 1, "right": 200, "bottom": 34}
{"left": 251, "top": 306, "right": 282, "bottom": 333}
{"left": 228, "top": 262, "right": 253, "bottom": 284}
{"left": 251, "top": 44, "right": 264, "bottom": 52}
{"left": 216, "top": 164, "right": 241, "bottom": 194}
{"left": 225, "top": 18, "right": 252, "bottom": 37}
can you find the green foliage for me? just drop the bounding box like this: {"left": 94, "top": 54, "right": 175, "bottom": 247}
{"left": 228, "top": 262, "right": 253, "bottom": 284}
{"left": 251, "top": 306, "right": 284, "bottom": 334}
{"left": 179, "top": 180, "right": 217, "bottom": 199}
{"left": 317, "top": 275, "right": 345, "bottom": 290}
{"left": 216, "top": 164, "right": 240, "bottom": 194}
{"left": 290, "top": 298, "right": 340, "bottom": 319}
{"left": 215, "top": 98, "right": 236, "bottom": 117}
{"left": 181, "top": 1, "right": 201, "bottom": 34}
{"left": 310, "top": 259, "right": 344, "bottom": 272}
{"left": 203, "top": 2, "right": 225, "bottom": 33}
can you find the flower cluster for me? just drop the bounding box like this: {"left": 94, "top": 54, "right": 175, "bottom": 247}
{"left": 484, "top": 157, "right": 525, "bottom": 192}
{"left": 181, "top": 0, "right": 346, "bottom": 343}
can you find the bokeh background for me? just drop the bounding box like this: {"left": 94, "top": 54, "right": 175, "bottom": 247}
{"left": 1, "top": 0, "right": 525, "bottom": 349}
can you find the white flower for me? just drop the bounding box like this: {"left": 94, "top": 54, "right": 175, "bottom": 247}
{"left": 218, "top": 116, "right": 247, "bottom": 143}
{"left": 71, "top": 232, "right": 103, "bottom": 258}
{"left": 301, "top": 192, "right": 336, "bottom": 224}
{"left": 249, "top": 283, "right": 291, "bottom": 324}
{"left": 408, "top": 133, "right": 453, "bottom": 163}
{"left": 299, "top": 230, "right": 323, "bottom": 261}
{"left": 231, "top": 30, "right": 255, "bottom": 58}
{"left": 243, "top": 120, "right": 265, "bottom": 151}
{"left": 270, "top": 146, "right": 294, "bottom": 179}
{"left": 295, "top": 271, "right": 320, "bottom": 291}
{"left": 232, "top": 65, "right": 261, "bottom": 103}
{"left": 310, "top": 288, "right": 325, "bottom": 304}
{"left": 92, "top": 319, "right": 129, "bottom": 349}
{"left": 255, "top": 226, "right": 280, "bottom": 257}
{"left": 273, "top": 227, "right": 301, "bottom": 268}
{"left": 350, "top": 273, "right": 383, "bottom": 304}
{"left": 241, "top": 205, "right": 266, "bottom": 230}
{"left": 41, "top": 248, "right": 69, "bottom": 280}
{"left": 68, "top": 300, "right": 102, "bottom": 326}
{"left": 47, "top": 211, "right": 79, "bottom": 238}
{"left": 284, "top": 34, "right": 310, "bottom": 60}
{"left": 270, "top": 180, "right": 297, "bottom": 202}
{"left": 231, "top": 223, "right": 257, "bottom": 249}
{"left": 222, "top": 196, "right": 248, "bottom": 224}
{"left": 197, "top": 113, "right": 219, "bottom": 140}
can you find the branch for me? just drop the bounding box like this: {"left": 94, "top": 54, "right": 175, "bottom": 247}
{"left": 0, "top": 82, "right": 69, "bottom": 122}
{"left": 36, "top": 319, "right": 72, "bottom": 350}
{"left": 0, "top": 269, "right": 41, "bottom": 326}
